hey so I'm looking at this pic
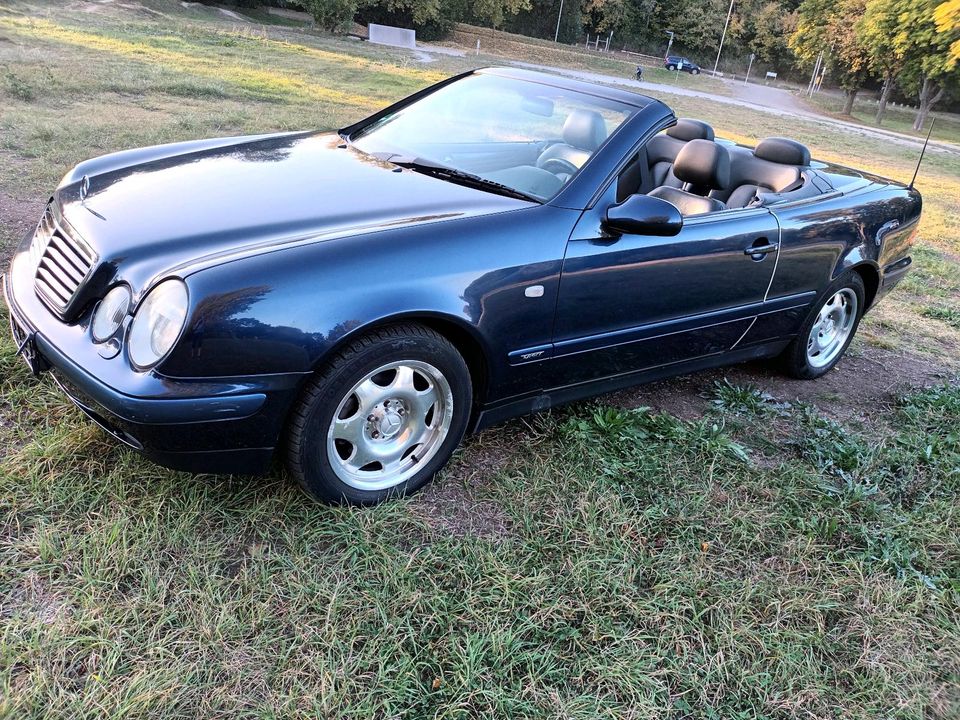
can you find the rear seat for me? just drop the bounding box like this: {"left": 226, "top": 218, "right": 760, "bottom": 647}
{"left": 647, "top": 119, "right": 716, "bottom": 188}
{"left": 712, "top": 137, "right": 810, "bottom": 208}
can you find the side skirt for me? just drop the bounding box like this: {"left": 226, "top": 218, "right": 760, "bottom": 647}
{"left": 470, "top": 339, "right": 790, "bottom": 432}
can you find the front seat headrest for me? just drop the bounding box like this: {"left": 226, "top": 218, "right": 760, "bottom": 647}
{"left": 562, "top": 110, "right": 607, "bottom": 152}
{"left": 666, "top": 118, "right": 715, "bottom": 142}
{"left": 672, "top": 139, "right": 730, "bottom": 190}
{"left": 755, "top": 137, "right": 811, "bottom": 165}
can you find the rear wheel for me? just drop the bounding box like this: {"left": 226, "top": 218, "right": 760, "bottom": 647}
{"left": 667, "top": 64, "right": 676, "bottom": 71}
{"left": 780, "top": 271, "right": 865, "bottom": 379}
{"left": 286, "top": 324, "right": 472, "bottom": 504}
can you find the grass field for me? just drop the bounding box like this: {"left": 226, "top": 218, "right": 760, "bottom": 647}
{"left": 804, "top": 91, "right": 960, "bottom": 147}
{"left": 1, "top": 2, "right": 959, "bottom": 718}
{"left": 446, "top": 23, "right": 735, "bottom": 97}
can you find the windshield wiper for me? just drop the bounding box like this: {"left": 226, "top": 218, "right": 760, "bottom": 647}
{"left": 388, "top": 156, "right": 540, "bottom": 203}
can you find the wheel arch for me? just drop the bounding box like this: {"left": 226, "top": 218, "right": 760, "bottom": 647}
{"left": 835, "top": 261, "right": 880, "bottom": 311}
{"left": 832, "top": 246, "right": 881, "bottom": 312}
{"left": 307, "top": 312, "right": 492, "bottom": 406}
{"left": 852, "top": 263, "right": 880, "bottom": 310}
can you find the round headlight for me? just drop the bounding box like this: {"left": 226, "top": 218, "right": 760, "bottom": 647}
{"left": 91, "top": 285, "right": 131, "bottom": 343}
{"left": 128, "top": 279, "right": 189, "bottom": 369}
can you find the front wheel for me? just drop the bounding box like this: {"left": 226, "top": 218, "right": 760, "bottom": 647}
{"left": 780, "top": 271, "right": 865, "bottom": 379}
{"left": 691, "top": 68, "right": 700, "bottom": 75}
{"left": 286, "top": 324, "right": 472, "bottom": 504}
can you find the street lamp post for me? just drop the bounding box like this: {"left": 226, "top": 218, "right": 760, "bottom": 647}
{"left": 554, "top": 0, "right": 564, "bottom": 43}
{"left": 712, "top": 0, "right": 735, "bottom": 75}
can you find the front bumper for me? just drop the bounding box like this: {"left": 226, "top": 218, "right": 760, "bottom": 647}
{"left": 3, "top": 263, "right": 305, "bottom": 475}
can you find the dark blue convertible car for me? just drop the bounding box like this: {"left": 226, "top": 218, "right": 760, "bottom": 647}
{"left": 4, "top": 68, "right": 920, "bottom": 504}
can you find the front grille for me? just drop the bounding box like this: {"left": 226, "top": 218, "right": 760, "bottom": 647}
{"left": 32, "top": 205, "right": 97, "bottom": 315}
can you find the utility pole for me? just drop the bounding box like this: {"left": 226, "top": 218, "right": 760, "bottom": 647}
{"left": 554, "top": 0, "right": 564, "bottom": 43}
{"left": 664, "top": 30, "right": 674, "bottom": 58}
{"left": 713, "top": 0, "right": 735, "bottom": 75}
{"left": 744, "top": 52, "right": 755, "bottom": 85}
{"left": 806, "top": 49, "right": 823, "bottom": 97}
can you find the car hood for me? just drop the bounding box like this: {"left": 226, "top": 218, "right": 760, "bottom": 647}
{"left": 54, "top": 131, "right": 531, "bottom": 294}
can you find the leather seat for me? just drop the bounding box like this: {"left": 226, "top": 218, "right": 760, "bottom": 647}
{"left": 648, "top": 139, "right": 730, "bottom": 216}
{"left": 647, "top": 119, "right": 715, "bottom": 188}
{"left": 536, "top": 109, "right": 607, "bottom": 177}
{"left": 713, "top": 137, "right": 810, "bottom": 208}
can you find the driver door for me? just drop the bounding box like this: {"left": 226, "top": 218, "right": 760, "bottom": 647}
{"left": 549, "top": 184, "right": 781, "bottom": 387}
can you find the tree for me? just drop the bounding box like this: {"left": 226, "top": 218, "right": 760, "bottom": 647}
{"left": 791, "top": 0, "right": 873, "bottom": 114}
{"left": 583, "top": 0, "right": 628, "bottom": 34}
{"left": 892, "top": 0, "right": 960, "bottom": 130}
{"left": 734, "top": 1, "right": 798, "bottom": 73}
{"left": 859, "top": 0, "right": 903, "bottom": 124}
{"left": 304, "top": 0, "right": 360, "bottom": 31}
{"left": 380, "top": 0, "right": 442, "bottom": 25}
{"left": 935, "top": 0, "right": 960, "bottom": 66}
{"left": 471, "top": 0, "right": 532, "bottom": 30}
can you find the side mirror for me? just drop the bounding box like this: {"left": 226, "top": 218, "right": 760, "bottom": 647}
{"left": 603, "top": 194, "right": 683, "bottom": 237}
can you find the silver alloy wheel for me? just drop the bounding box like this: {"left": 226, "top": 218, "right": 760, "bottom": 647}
{"left": 326, "top": 360, "right": 454, "bottom": 491}
{"left": 806, "top": 288, "right": 858, "bottom": 368}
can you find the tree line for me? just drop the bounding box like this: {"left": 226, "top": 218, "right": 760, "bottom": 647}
{"left": 255, "top": 0, "right": 959, "bottom": 125}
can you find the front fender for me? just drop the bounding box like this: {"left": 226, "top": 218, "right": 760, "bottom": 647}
{"left": 159, "top": 205, "right": 578, "bottom": 402}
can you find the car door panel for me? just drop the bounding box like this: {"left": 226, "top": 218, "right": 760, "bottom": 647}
{"left": 548, "top": 192, "right": 781, "bottom": 387}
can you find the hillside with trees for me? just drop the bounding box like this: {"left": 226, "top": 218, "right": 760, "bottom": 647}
{"left": 237, "top": 0, "right": 958, "bottom": 126}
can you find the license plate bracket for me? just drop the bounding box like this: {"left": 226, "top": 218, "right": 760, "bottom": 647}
{"left": 10, "top": 317, "right": 46, "bottom": 377}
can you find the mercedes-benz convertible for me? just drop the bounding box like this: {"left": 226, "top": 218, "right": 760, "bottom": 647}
{"left": 4, "top": 68, "right": 921, "bottom": 504}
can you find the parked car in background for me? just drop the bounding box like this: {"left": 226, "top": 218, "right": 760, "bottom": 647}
{"left": 665, "top": 55, "right": 701, "bottom": 74}
{"left": 5, "top": 68, "right": 920, "bottom": 505}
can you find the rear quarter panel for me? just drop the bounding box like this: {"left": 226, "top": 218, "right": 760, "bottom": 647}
{"left": 737, "top": 181, "right": 920, "bottom": 347}
{"left": 769, "top": 182, "right": 920, "bottom": 309}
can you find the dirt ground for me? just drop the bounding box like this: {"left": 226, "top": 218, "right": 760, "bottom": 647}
{"left": 611, "top": 345, "right": 954, "bottom": 423}
{"left": 0, "top": 191, "right": 43, "bottom": 249}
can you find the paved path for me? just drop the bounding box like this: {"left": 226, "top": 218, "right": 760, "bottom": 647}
{"left": 511, "top": 61, "right": 960, "bottom": 157}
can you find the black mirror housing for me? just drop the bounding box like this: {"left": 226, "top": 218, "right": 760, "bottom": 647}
{"left": 603, "top": 194, "right": 683, "bottom": 236}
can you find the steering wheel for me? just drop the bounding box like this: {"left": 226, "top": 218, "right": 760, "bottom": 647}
{"left": 539, "top": 157, "right": 580, "bottom": 177}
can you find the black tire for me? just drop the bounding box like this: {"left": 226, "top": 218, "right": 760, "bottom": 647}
{"left": 667, "top": 64, "right": 676, "bottom": 71}
{"left": 780, "top": 271, "right": 865, "bottom": 380}
{"left": 691, "top": 68, "right": 700, "bottom": 75}
{"left": 286, "top": 324, "right": 472, "bottom": 505}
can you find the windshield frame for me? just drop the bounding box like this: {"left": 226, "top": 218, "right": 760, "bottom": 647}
{"left": 340, "top": 68, "right": 654, "bottom": 208}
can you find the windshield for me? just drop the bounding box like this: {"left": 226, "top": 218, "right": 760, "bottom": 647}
{"left": 350, "top": 73, "right": 636, "bottom": 201}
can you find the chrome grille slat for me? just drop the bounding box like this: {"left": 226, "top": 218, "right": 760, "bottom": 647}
{"left": 31, "top": 204, "right": 97, "bottom": 315}
{"left": 49, "top": 232, "right": 90, "bottom": 266}
{"left": 44, "top": 245, "right": 86, "bottom": 284}
{"left": 36, "top": 266, "right": 73, "bottom": 303}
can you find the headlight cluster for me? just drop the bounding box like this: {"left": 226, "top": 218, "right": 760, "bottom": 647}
{"left": 91, "top": 279, "right": 188, "bottom": 370}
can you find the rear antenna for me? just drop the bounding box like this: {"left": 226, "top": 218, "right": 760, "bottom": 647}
{"left": 909, "top": 118, "right": 935, "bottom": 190}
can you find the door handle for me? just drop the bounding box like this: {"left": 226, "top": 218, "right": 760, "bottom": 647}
{"left": 744, "top": 238, "right": 779, "bottom": 259}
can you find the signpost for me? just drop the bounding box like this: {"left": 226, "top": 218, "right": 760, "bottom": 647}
{"left": 744, "top": 52, "right": 755, "bottom": 85}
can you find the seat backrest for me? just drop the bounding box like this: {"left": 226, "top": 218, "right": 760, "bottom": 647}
{"left": 646, "top": 118, "right": 715, "bottom": 189}
{"left": 536, "top": 109, "right": 607, "bottom": 176}
{"left": 647, "top": 139, "right": 730, "bottom": 216}
{"left": 715, "top": 137, "right": 810, "bottom": 208}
